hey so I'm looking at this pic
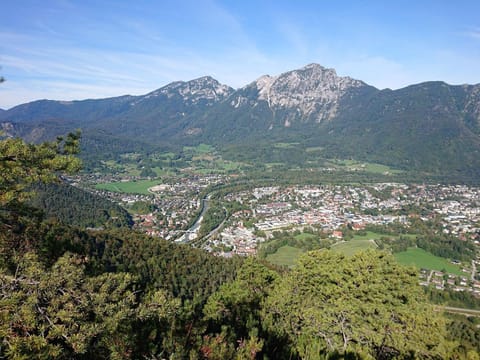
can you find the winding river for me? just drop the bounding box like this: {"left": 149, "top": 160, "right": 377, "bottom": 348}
{"left": 175, "top": 194, "right": 211, "bottom": 243}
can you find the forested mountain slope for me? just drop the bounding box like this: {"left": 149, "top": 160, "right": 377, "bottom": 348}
{"left": 2, "top": 64, "right": 480, "bottom": 177}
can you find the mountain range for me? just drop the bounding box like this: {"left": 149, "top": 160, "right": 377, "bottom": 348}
{"left": 1, "top": 63, "right": 480, "bottom": 177}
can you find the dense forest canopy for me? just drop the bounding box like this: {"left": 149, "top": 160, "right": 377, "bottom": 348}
{"left": 29, "top": 182, "right": 133, "bottom": 228}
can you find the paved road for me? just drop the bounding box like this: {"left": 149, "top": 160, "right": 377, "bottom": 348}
{"left": 441, "top": 306, "right": 480, "bottom": 317}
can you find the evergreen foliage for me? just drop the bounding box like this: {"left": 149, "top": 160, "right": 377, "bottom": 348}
{"left": 0, "top": 252, "right": 179, "bottom": 359}
{"left": 0, "top": 131, "right": 81, "bottom": 208}
{"left": 263, "top": 250, "right": 449, "bottom": 359}
{"left": 30, "top": 182, "right": 133, "bottom": 228}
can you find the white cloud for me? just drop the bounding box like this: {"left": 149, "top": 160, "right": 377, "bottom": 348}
{"left": 0, "top": 1, "right": 279, "bottom": 108}
{"left": 3, "top": 1, "right": 478, "bottom": 109}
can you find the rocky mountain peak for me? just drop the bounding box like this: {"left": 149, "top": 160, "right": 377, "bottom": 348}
{"left": 253, "top": 63, "right": 369, "bottom": 122}
{"left": 136, "top": 76, "right": 234, "bottom": 106}
{"left": 299, "top": 62, "right": 330, "bottom": 74}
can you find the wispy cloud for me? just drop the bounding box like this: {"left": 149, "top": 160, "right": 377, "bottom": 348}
{"left": 198, "top": 0, "right": 270, "bottom": 65}
{"left": 0, "top": 0, "right": 282, "bottom": 108}
{"left": 465, "top": 27, "right": 480, "bottom": 40}
{"left": 275, "top": 19, "right": 309, "bottom": 57}
{"left": 2, "top": 2, "right": 479, "bottom": 108}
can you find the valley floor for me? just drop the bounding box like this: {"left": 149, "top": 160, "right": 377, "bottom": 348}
{"left": 71, "top": 171, "right": 480, "bottom": 297}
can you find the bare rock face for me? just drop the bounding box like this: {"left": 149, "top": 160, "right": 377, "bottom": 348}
{"left": 0, "top": 121, "right": 15, "bottom": 138}
{"left": 463, "top": 84, "right": 480, "bottom": 132}
{"left": 137, "top": 76, "right": 234, "bottom": 106}
{"left": 253, "top": 64, "right": 367, "bottom": 123}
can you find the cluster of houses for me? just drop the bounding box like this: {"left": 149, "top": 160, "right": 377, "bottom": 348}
{"left": 227, "top": 184, "right": 411, "bottom": 235}
{"left": 85, "top": 174, "right": 226, "bottom": 240}
{"left": 419, "top": 266, "right": 480, "bottom": 296}
{"left": 212, "top": 183, "right": 480, "bottom": 259}
{"left": 230, "top": 183, "right": 479, "bottom": 237}
{"left": 399, "top": 184, "right": 480, "bottom": 240}
{"left": 83, "top": 172, "right": 480, "bottom": 267}
{"left": 206, "top": 220, "right": 258, "bottom": 257}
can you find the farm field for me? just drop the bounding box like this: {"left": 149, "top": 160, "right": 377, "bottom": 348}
{"left": 265, "top": 239, "right": 378, "bottom": 266}
{"left": 95, "top": 179, "right": 161, "bottom": 195}
{"left": 264, "top": 231, "right": 406, "bottom": 266}
{"left": 192, "top": 159, "right": 245, "bottom": 174}
{"left": 265, "top": 162, "right": 286, "bottom": 169}
{"left": 350, "top": 231, "right": 417, "bottom": 241}
{"left": 394, "top": 247, "right": 464, "bottom": 276}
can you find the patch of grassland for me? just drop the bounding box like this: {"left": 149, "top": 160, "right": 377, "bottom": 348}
{"left": 362, "top": 162, "right": 403, "bottom": 174}
{"left": 330, "top": 239, "right": 377, "bottom": 256}
{"left": 152, "top": 167, "right": 176, "bottom": 176}
{"left": 394, "top": 247, "right": 464, "bottom": 276}
{"left": 184, "top": 143, "right": 215, "bottom": 154}
{"left": 326, "top": 159, "right": 403, "bottom": 174}
{"left": 219, "top": 160, "right": 244, "bottom": 171}
{"left": 190, "top": 158, "right": 244, "bottom": 175}
{"left": 265, "top": 162, "right": 286, "bottom": 168}
{"left": 274, "top": 142, "right": 300, "bottom": 149}
{"left": 294, "top": 232, "right": 317, "bottom": 241}
{"left": 265, "top": 245, "right": 304, "bottom": 267}
{"left": 305, "top": 146, "right": 324, "bottom": 153}
{"left": 352, "top": 231, "right": 384, "bottom": 241}
{"left": 95, "top": 179, "right": 160, "bottom": 195}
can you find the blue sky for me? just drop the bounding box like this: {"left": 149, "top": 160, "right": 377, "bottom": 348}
{"left": 1, "top": 0, "right": 479, "bottom": 109}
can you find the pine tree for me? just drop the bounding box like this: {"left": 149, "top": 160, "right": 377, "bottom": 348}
{"left": 263, "top": 250, "right": 450, "bottom": 359}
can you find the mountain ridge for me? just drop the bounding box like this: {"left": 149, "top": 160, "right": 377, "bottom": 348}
{"left": 1, "top": 63, "right": 480, "bottom": 178}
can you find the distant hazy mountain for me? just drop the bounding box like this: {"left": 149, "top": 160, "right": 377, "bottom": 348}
{"left": 1, "top": 64, "right": 480, "bottom": 177}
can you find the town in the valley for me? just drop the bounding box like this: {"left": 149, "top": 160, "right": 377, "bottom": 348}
{"left": 74, "top": 173, "right": 480, "bottom": 296}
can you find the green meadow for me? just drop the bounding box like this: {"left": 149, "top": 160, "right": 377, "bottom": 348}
{"left": 330, "top": 239, "right": 377, "bottom": 256}
{"left": 183, "top": 143, "right": 215, "bottom": 154}
{"left": 95, "top": 179, "right": 160, "bottom": 195}
{"left": 274, "top": 142, "right": 300, "bottom": 149}
{"left": 265, "top": 245, "right": 304, "bottom": 267}
{"left": 326, "top": 159, "right": 403, "bottom": 174}
{"left": 394, "top": 248, "right": 464, "bottom": 276}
